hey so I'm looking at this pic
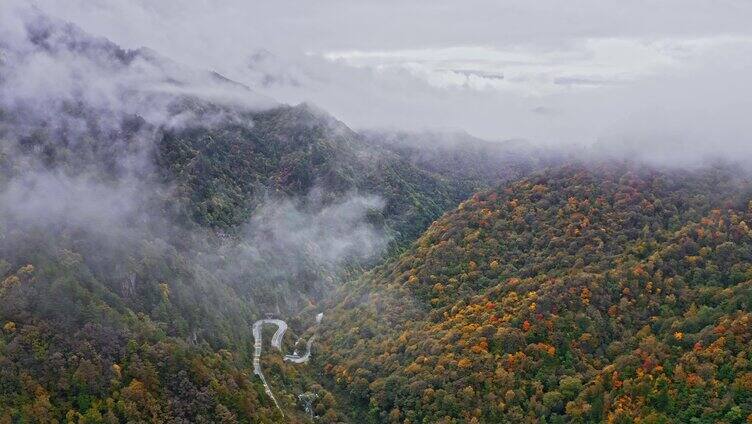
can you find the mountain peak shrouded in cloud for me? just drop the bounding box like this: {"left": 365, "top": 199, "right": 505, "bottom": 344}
{"left": 0, "top": 2, "right": 276, "bottom": 140}
{"left": 17, "top": 0, "right": 752, "bottom": 163}
{"left": 0, "top": 4, "right": 395, "bottom": 312}
{"left": 1, "top": 2, "right": 528, "bottom": 316}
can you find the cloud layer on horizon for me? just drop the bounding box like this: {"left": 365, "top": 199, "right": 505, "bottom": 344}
{"left": 10, "top": 0, "right": 752, "bottom": 163}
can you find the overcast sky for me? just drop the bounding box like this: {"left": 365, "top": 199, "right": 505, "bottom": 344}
{"left": 19, "top": 0, "right": 752, "bottom": 160}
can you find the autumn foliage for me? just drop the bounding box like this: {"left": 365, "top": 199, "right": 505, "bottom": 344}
{"left": 316, "top": 164, "right": 752, "bottom": 423}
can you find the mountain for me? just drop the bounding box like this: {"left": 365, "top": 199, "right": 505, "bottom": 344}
{"left": 314, "top": 164, "right": 752, "bottom": 423}
{"left": 361, "top": 130, "right": 549, "bottom": 193}
{"left": 158, "top": 103, "right": 475, "bottom": 244}
{"left": 0, "top": 10, "right": 537, "bottom": 423}
{"left": 8, "top": 7, "right": 752, "bottom": 424}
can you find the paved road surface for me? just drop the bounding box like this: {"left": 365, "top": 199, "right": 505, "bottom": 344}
{"left": 284, "top": 336, "right": 315, "bottom": 364}
{"left": 252, "top": 319, "right": 288, "bottom": 414}
{"left": 251, "top": 314, "right": 323, "bottom": 415}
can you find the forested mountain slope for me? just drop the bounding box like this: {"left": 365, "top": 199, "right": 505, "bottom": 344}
{"left": 316, "top": 164, "right": 752, "bottom": 423}
{"left": 158, "top": 103, "right": 482, "bottom": 246}
{"left": 0, "top": 10, "right": 537, "bottom": 422}
{"left": 13, "top": 7, "right": 752, "bottom": 424}
{"left": 361, "top": 130, "right": 549, "bottom": 194}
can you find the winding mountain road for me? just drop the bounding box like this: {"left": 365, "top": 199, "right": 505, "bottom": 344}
{"left": 283, "top": 336, "right": 315, "bottom": 364}
{"left": 252, "top": 314, "right": 323, "bottom": 416}
{"left": 252, "top": 319, "right": 287, "bottom": 412}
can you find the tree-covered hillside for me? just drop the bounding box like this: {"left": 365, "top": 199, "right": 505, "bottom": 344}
{"left": 0, "top": 10, "right": 540, "bottom": 422}
{"left": 158, "top": 103, "right": 482, "bottom": 246}
{"left": 316, "top": 164, "right": 752, "bottom": 423}
{"left": 361, "top": 130, "right": 548, "bottom": 194}
{"left": 9, "top": 6, "right": 752, "bottom": 424}
{"left": 0, "top": 12, "right": 471, "bottom": 423}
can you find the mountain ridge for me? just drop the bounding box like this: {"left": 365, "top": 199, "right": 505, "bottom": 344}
{"left": 313, "top": 163, "right": 752, "bottom": 423}
{"left": 0, "top": 11, "right": 538, "bottom": 422}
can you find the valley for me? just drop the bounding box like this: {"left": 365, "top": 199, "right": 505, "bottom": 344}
{"left": 1, "top": 3, "right": 751, "bottom": 423}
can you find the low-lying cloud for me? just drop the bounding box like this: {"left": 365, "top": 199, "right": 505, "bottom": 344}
{"left": 244, "top": 190, "right": 387, "bottom": 268}
{"left": 16, "top": 0, "right": 752, "bottom": 167}
{"left": 0, "top": 3, "right": 389, "bottom": 315}
{"left": 0, "top": 2, "right": 274, "bottom": 143}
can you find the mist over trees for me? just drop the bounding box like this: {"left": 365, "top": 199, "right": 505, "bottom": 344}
{"left": 0, "top": 7, "right": 535, "bottom": 421}
{"left": 2, "top": 2, "right": 752, "bottom": 423}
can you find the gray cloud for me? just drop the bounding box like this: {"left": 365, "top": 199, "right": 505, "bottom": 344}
{"left": 0, "top": 2, "right": 274, "bottom": 142}
{"left": 0, "top": 3, "right": 389, "bottom": 314}
{"left": 15, "top": 0, "right": 751, "bottom": 167}
{"left": 245, "top": 189, "right": 387, "bottom": 267}
{"left": 0, "top": 172, "right": 145, "bottom": 234}
{"left": 210, "top": 189, "right": 388, "bottom": 285}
